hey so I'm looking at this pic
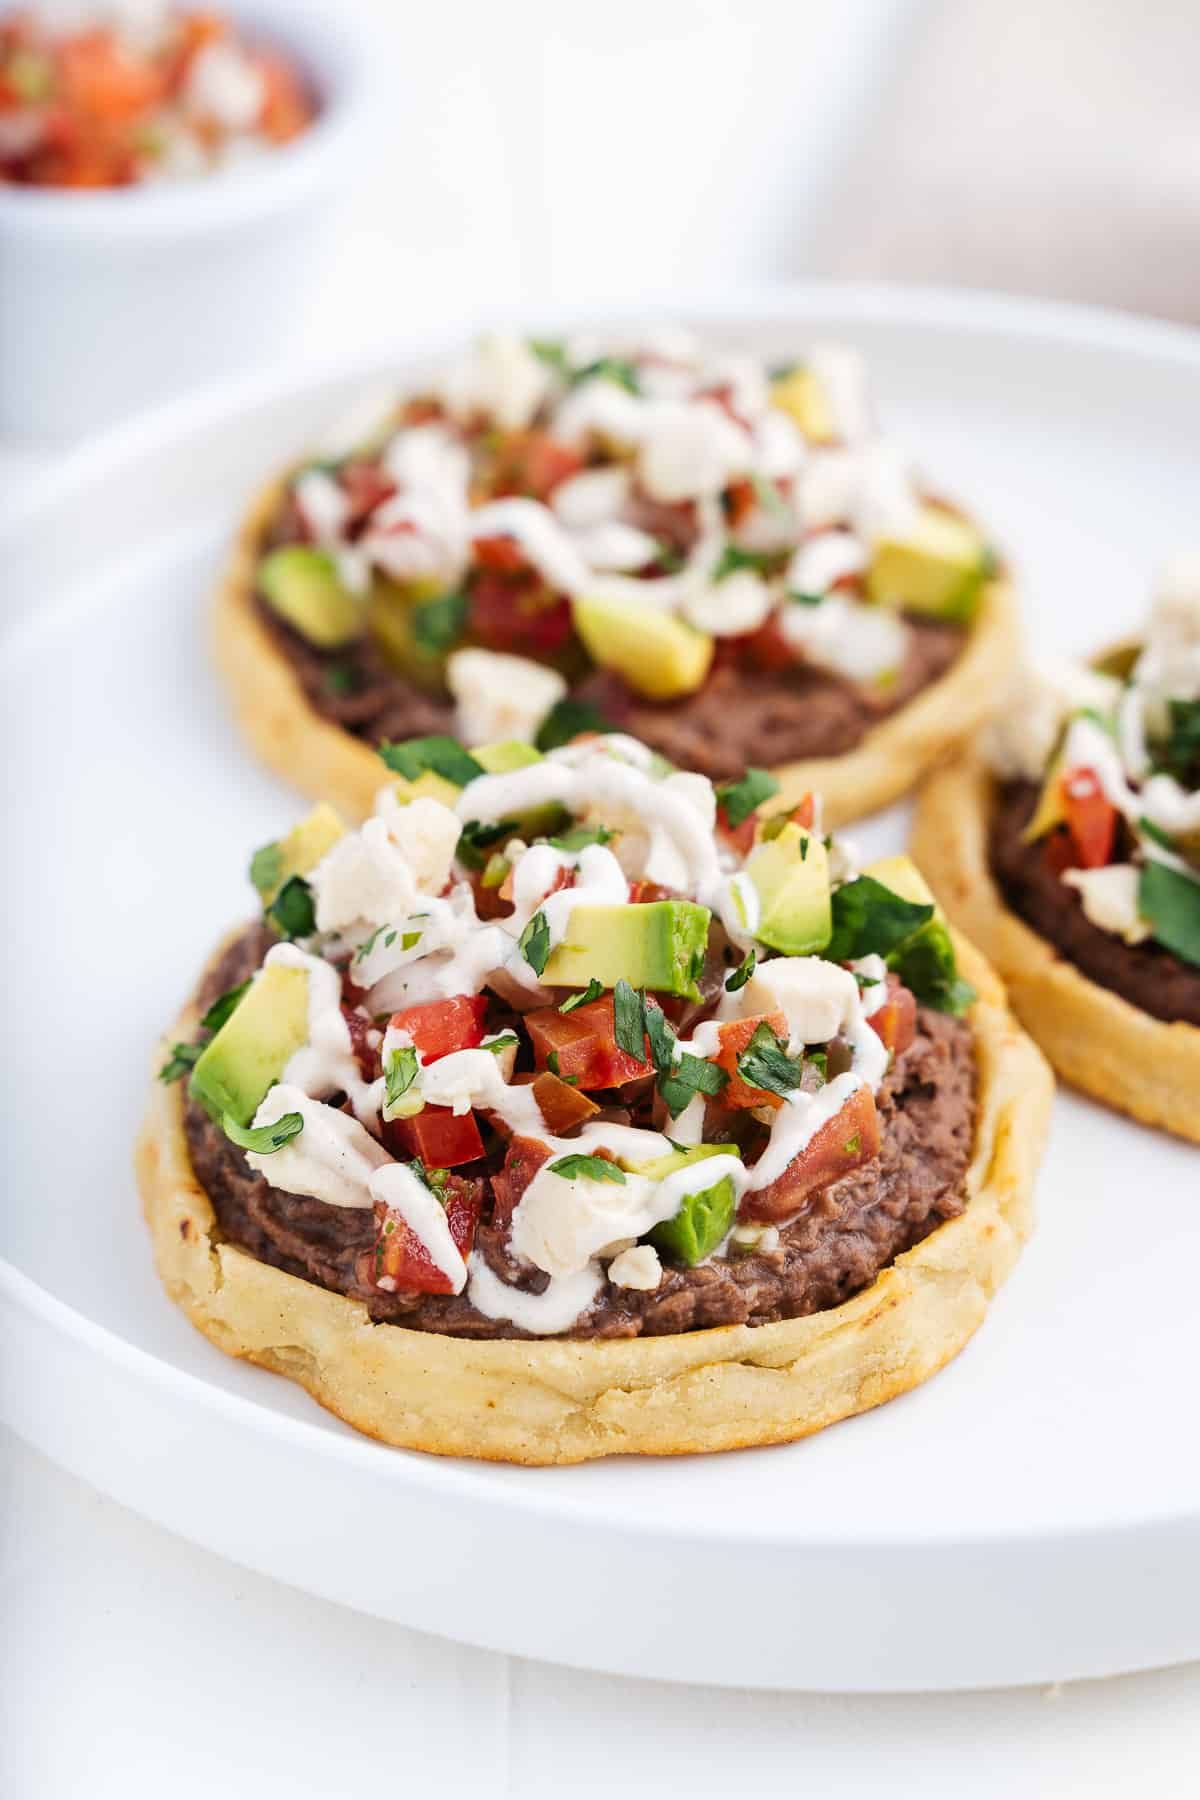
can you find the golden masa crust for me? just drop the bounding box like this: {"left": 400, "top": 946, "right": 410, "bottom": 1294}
{"left": 912, "top": 752, "right": 1200, "bottom": 1144}
{"left": 135, "top": 930, "right": 1052, "bottom": 1465}
{"left": 212, "top": 476, "right": 1019, "bottom": 825}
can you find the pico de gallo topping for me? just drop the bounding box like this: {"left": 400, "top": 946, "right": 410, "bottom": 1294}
{"left": 163, "top": 733, "right": 975, "bottom": 1335}
{"left": 0, "top": 4, "right": 313, "bottom": 188}
{"left": 986, "top": 555, "right": 1200, "bottom": 967}
{"left": 254, "top": 328, "right": 995, "bottom": 752}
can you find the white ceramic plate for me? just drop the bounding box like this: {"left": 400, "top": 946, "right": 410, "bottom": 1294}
{"left": 2, "top": 288, "right": 1198, "bottom": 1693}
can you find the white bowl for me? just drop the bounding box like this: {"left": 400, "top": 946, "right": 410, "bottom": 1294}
{"left": 0, "top": 0, "right": 385, "bottom": 443}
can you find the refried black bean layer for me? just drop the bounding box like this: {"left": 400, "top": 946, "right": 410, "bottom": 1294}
{"left": 182, "top": 928, "right": 977, "bottom": 1343}
{"left": 255, "top": 595, "right": 964, "bottom": 786}
{"left": 989, "top": 779, "right": 1200, "bottom": 1027}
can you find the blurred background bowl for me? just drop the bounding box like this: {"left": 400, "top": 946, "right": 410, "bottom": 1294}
{"left": 0, "top": 0, "right": 385, "bottom": 442}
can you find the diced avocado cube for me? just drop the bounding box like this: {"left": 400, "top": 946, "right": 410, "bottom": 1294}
{"left": 650, "top": 1174, "right": 737, "bottom": 1266}
{"left": 473, "top": 741, "right": 543, "bottom": 775}
{"left": 747, "top": 824, "right": 832, "bottom": 956}
{"left": 258, "top": 546, "right": 366, "bottom": 649}
{"left": 542, "top": 901, "right": 712, "bottom": 999}
{"left": 860, "top": 853, "right": 941, "bottom": 914}
{"left": 770, "top": 366, "right": 836, "bottom": 444}
{"left": 867, "top": 505, "right": 990, "bottom": 622}
{"left": 190, "top": 964, "right": 309, "bottom": 1127}
{"left": 250, "top": 803, "right": 345, "bottom": 907}
{"left": 620, "top": 1143, "right": 738, "bottom": 1181}
{"left": 367, "top": 577, "right": 452, "bottom": 693}
{"left": 389, "top": 769, "right": 463, "bottom": 810}
{"left": 573, "top": 594, "right": 714, "bottom": 700}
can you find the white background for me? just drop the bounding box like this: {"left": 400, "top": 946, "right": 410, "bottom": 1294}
{"left": 6, "top": 0, "right": 1200, "bottom": 1790}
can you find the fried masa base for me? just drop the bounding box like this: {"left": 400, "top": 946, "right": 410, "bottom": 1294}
{"left": 912, "top": 752, "right": 1200, "bottom": 1144}
{"left": 135, "top": 929, "right": 1052, "bottom": 1464}
{"left": 212, "top": 477, "right": 1020, "bottom": 827}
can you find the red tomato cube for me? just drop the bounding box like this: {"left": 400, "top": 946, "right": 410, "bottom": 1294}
{"left": 741, "top": 1087, "right": 880, "bottom": 1221}
{"left": 387, "top": 996, "right": 488, "bottom": 1063}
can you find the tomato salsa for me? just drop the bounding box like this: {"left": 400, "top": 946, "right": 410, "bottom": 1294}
{"left": 0, "top": 5, "right": 313, "bottom": 187}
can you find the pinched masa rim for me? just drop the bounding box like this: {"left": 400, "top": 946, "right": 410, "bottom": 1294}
{"left": 912, "top": 751, "right": 1200, "bottom": 1144}
{"left": 135, "top": 929, "right": 1052, "bottom": 1465}
{"left": 212, "top": 476, "right": 1020, "bottom": 827}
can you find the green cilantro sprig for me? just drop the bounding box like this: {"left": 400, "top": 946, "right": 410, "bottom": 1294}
{"left": 715, "top": 768, "right": 779, "bottom": 828}
{"left": 221, "top": 1111, "right": 304, "bottom": 1155}
{"left": 549, "top": 1153, "right": 627, "bottom": 1184}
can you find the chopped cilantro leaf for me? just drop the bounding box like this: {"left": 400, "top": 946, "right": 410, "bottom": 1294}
{"left": 411, "top": 588, "right": 469, "bottom": 653}
{"left": 158, "top": 1042, "right": 201, "bottom": 1084}
{"left": 200, "top": 980, "right": 250, "bottom": 1035}
{"left": 483, "top": 1033, "right": 519, "bottom": 1056}
{"left": 612, "top": 979, "right": 646, "bottom": 1058}
{"left": 379, "top": 735, "right": 483, "bottom": 787}
{"left": 527, "top": 337, "right": 570, "bottom": 376}
{"left": 716, "top": 767, "right": 780, "bottom": 829}
{"left": 221, "top": 1110, "right": 304, "bottom": 1155}
{"left": 559, "top": 978, "right": 604, "bottom": 1013}
{"left": 572, "top": 356, "right": 640, "bottom": 394}
{"left": 268, "top": 875, "right": 316, "bottom": 940}
{"left": 324, "top": 663, "right": 358, "bottom": 696}
{"left": 786, "top": 589, "right": 823, "bottom": 607}
{"left": 724, "top": 949, "right": 756, "bottom": 992}
{"left": 535, "top": 696, "right": 611, "bottom": 753}
{"left": 1158, "top": 699, "right": 1200, "bottom": 784}
{"left": 713, "top": 544, "right": 773, "bottom": 583}
{"left": 1139, "top": 816, "right": 1176, "bottom": 851}
{"left": 549, "top": 1152, "right": 626, "bottom": 1183}
{"left": 518, "top": 910, "right": 551, "bottom": 977}
{"left": 736, "top": 1022, "right": 805, "bottom": 1098}
{"left": 384, "top": 1046, "right": 420, "bottom": 1112}
{"left": 249, "top": 841, "right": 283, "bottom": 899}
{"left": 825, "top": 875, "right": 933, "bottom": 962}
{"left": 1139, "top": 860, "right": 1200, "bottom": 967}
{"left": 657, "top": 1053, "right": 728, "bottom": 1118}
{"left": 548, "top": 824, "right": 614, "bottom": 852}
{"left": 457, "top": 817, "right": 516, "bottom": 869}
{"left": 643, "top": 1001, "right": 677, "bottom": 1075}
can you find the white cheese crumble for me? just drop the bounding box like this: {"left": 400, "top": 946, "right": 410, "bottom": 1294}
{"left": 1062, "top": 864, "right": 1151, "bottom": 944}
{"left": 446, "top": 648, "right": 567, "bottom": 747}
{"left": 608, "top": 1245, "right": 663, "bottom": 1290}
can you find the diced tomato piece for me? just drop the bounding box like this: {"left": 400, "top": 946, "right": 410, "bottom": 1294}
{"left": 341, "top": 1007, "right": 380, "bottom": 1081}
{"left": 712, "top": 1011, "right": 789, "bottom": 1111}
{"left": 741, "top": 1087, "right": 880, "bottom": 1221}
{"left": 789, "top": 793, "right": 816, "bottom": 831}
{"left": 531, "top": 1070, "right": 600, "bottom": 1133}
{"left": 744, "top": 614, "right": 797, "bottom": 673}
{"left": 473, "top": 534, "right": 528, "bottom": 574}
{"left": 387, "top": 996, "right": 487, "bottom": 1062}
{"left": 468, "top": 568, "right": 574, "bottom": 655}
{"left": 868, "top": 978, "right": 917, "bottom": 1060}
{"left": 1042, "top": 828, "right": 1076, "bottom": 877}
{"left": 525, "top": 995, "right": 653, "bottom": 1090}
{"left": 1059, "top": 767, "right": 1117, "bottom": 870}
{"left": 252, "top": 49, "right": 312, "bottom": 143}
{"left": 339, "top": 460, "right": 396, "bottom": 529}
{"left": 383, "top": 1106, "right": 485, "bottom": 1168}
{"left": 59, "top": 31, "right": 166, "bottom": 123}
{"left": 724, "top": 479, "right": 757, "bottom": 528}
{"left": 716, "top": 807, "right": 758, "bottom": 858}
{"left": 370, "top": 1176, "right": 481, "bottom": 1295}
{"left": 626, "top": 879, "right": 673, "bottom": 903}
{"left": 491, "top": 1135, "right": 553, "bottom": 1230}
{"left": 489, "top": 430, "right": 585, "bottom": 501}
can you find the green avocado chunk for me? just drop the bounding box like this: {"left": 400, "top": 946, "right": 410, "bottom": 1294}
{"left": 258, "top": 545, "right": 366, "bottom": 649}
{"left": 190, "top": 963, "right": 309, "bottom": 1127}
{"left": 542, "top": 901, "right": 711, "bottom": 999}
{"left": 745, "top": 823, "right": 832, "bottom": 956}
{"left": 866, "top": 504, "right": 990, "bottom": 622}
{"left": 250, "top": 803, "right": 345, "bottom": 907}
{"left": 651, "top": 1173, "right": 738, "bottom": 1266}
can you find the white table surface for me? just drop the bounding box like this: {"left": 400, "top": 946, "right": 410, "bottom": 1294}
{"left": 5, "top": 1422, "right": 1200, "bottom": 1797}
